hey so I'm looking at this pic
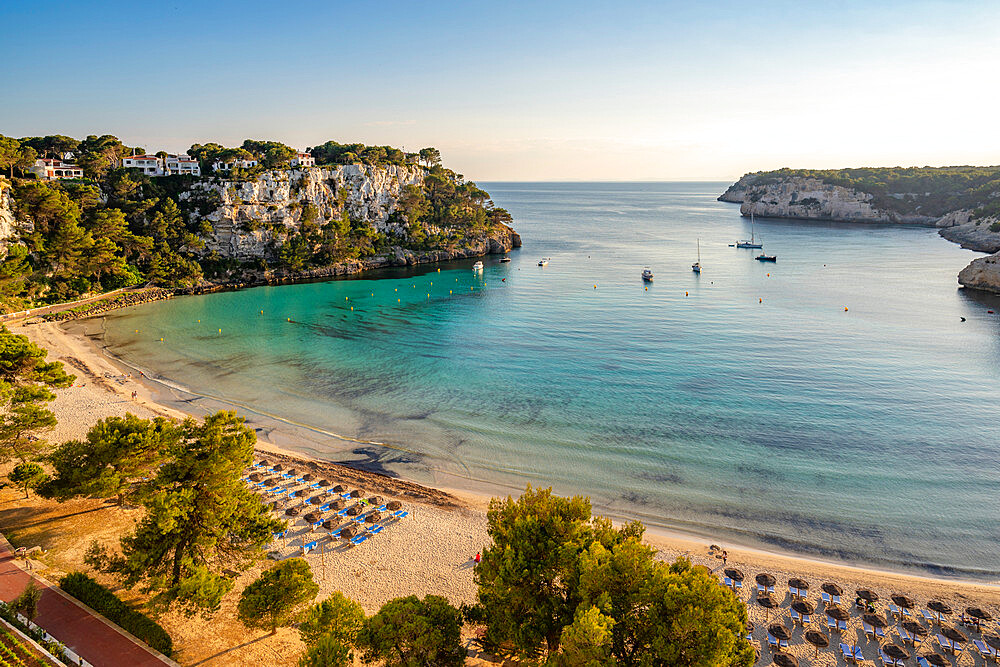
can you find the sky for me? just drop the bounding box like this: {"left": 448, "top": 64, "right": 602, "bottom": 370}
{"left": 2, "top": 0, "right": 1000, "bottom": 181}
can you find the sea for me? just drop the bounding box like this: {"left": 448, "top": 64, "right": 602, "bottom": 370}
{"left": 96, "top": 182, "right": 1000, "bottom": 579}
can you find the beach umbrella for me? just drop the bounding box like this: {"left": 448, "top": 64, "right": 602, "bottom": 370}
{"left": 368, "top": 496, "right": 384, "bottom": 506}
{"left": 923, "top": 653, "right": 948, "bottom": 667}
{"left": 928, "top": 601, "right": 952, "bottom": 615}
{"left": 386, "top": 500, "right": 402, "bottom": 511}
{"left": 757, "top": 594, "right": 778, "bottom": 622}
{"left": 339, "top": 526, "right": 356, "bottom": 539}
{"left": 317, "top": 479, "right": 331, "bottom": 487}
{"left": 724, "top": 568, "right": 745, "bottom": 582}
{"left": 322, "top": 519, "right": 336, "bottom": 530}
{"left": 285, "top": 507, "right": 300, "bottom": 516}
{"left": 822, "top": 583, "right": 843, "bottom": 597}
{"left": 966, "top": 607, "right": 993, "bottom": 621}
{"left": 902, "top": 620, "right": 929, "bottom": 637}
{"left": 287, "top": 468, "right": 298, "bottom": 476}
{"left": 756, "top": 573, "right": 776, "bottom": 587}
{"left": 365, "top": 511, "right": 381, "bottom": 524}
{"left": 985, "top": 635, "right": 1000, "bottom": 651}
{"left": 804, "top": 630, "right": 830, "bottom": 658}
{"left": 332, "top": 484, "right": 346, "bottom": 493}
{"left": 941, "top": 625, "right": 967, "bottom": 643}
{"left": 863, "top": 613, "right": 887, "bottom": 629}
{"left": 305, "top": 496, "right": 320, "bottom": 505}
{"left": 349, "top": 489, "right": 363, "bottom": 498}
{"left": 302, "top": 473, "right": 314, "bottom": 481}
{"left": 292, "top": 489, "right": 306, "bottom": 497}
{"left": 891, "top": 594, "right": 915, "bottom": 609}
{"left": 346, "top": 505, "right": 360, "bottom": 516}
{"left": 882, "top": 644, "right": 909, "bottom": 662}
{"left": 771, "top": 651, "right": 797, "bottom": 667}
{"left": 856, "top": 589, "right": 879, "bottom": 602}
{"left": 792, "top": 600, "right": 815, "bottom": 615}
{"left": 330, "top": 499, "right": 345, "bottom": 510}
{"left": 272, "top": 464, "right": 283, "bottom": 472}
{"left": 248, "top": 472, "right": 262, "bottom": 482}
{"left": 304, "top": 512, "right": 319, "bottom": 524}
{"left": 768, "top": 624, "right": 792, "bottom": 641}
{"left": 825, "top": 605, "right": 850, "bottom": 622}
{"left": 788, "top": 578, "right": 809, "bottom": 591}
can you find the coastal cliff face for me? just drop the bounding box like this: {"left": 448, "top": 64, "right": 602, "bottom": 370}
{"left": 183, "top": 164, "right": 425, "bottom": 261}
{"left": 0, "top": 179, "right": 17, "bottom": 255}
{"left": 721, "top": 175, "right": 938, "bottom": 224}
{"left": 958, "top": 252, "right": 1000, "bottom": 294}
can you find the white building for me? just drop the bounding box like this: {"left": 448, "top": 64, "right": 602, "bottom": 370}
{"left": 211, "top": 158, "right": 258, "bottom": 172}
{"left": 121, "top": 154, "right": 162, "bottom": 175}
{"left": 291, "top": 152, "right": 315, "bottom": 168}
{"left": 164, "top": 154, "right": 201, "bottom": 177}
{"left": 30, "top": 158, "right": 84, "bottom": 180}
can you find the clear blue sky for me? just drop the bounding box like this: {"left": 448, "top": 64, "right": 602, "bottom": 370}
{"left": 3, "top": 0, "right": 999, "bottom": 180}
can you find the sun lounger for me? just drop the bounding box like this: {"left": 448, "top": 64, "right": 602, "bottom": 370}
{"left": 863, "top": 621, "right": 875, "bottom": 639}
{"left": 899, "top": 627, "right": 914, "bottom": 644}
{"left": 874, "top": 626, "right": 886, "bottom": 640}
{"left": 319, "top": 503, "right": 331, "bottom": 512}
{"left": 917, "top": 657, "right": 931, "bottom": 667}
{"left": 302, "top": 540, "right": 318, "bottom": 555}
{"left": 377, "top": 504, "right": 387, "bottom": 511}
{"left": 853, "top": 646, "right": 864, "bottom": 663}
{"left": 841, "top": 643, "right": 858, "bottom": 664}
{"left": 827, "top": 616, "right": 838, "bottom": 630}
{"left": 822, "top": 592, "right": 841, "bottom": 605}
{"left": 394, "top": 510, "right": 408, "bottom": 518}
{"left": 352, "top": 516, "right": 366, "bottom": 524}
{"left": 880, "top": 650, "right": 902, "bottom": 666}
{"left": 733, "top": 579, "right": 742, "bottom": 591}
{"left": 350, "top": 534, "right": 369, "bottom": 546}
{"left": 272, "top": 530, "right": 286, "bottom": 539}
{"left": 767, "top": 634, "right": 787, "bottom": 649}
{"left": 723, "top": 576, "right": 733, "bottom": 588}
{"left": 790, "top": 609, "right": 801, "bottom": 623}
{"left": 310, "top": 482, "right": 320, "bottom": 488}
{"left": 789, "top": 585, "right": 801, "bottom": 598}
{"left": 921, "top": 610, "right": 937, "bottom": 623}
{"left": 336, "top": 508, "right": 349, "bottom": 516}
{"left": 974, "top": 639, "right": 997, "bottom": 660}
{"left": 369, "top": 525, "right": 383, "bottom": 535}
{"left": 936, "top": 634, "right": 955, "bottom": 654}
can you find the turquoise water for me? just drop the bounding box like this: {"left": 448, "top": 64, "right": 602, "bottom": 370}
{"left": 100, "top": 182, "right": 1000, "bottom": 578}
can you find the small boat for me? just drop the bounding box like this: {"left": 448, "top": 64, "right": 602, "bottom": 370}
{"left": 755, "top": 254, "right": 776, "bottom": 262}
{"left": 642, "top": 267, "right": 654, "bottom": 281}
{"left": 499, "top": 256, "right": 511, "bottom": 263}
{"left": 472, "top": 261, "right": 484, "bottom": 271}
{"left": 538, "top": 258, "right": 550, "bottom": 266}
{"left": 735, "top": 212, "right": 763, "bottom": 249}
{"left": 692, "top": 238, "right": 701, "bottom": 273}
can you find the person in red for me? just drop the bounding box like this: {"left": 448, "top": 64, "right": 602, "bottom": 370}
{"left": 473, "top": 552, "right": 481, "bottom": 564}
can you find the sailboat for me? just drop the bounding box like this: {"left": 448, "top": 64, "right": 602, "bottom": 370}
{"left": 692, "top": 239, "right": 701, "bottom": 273}
{"left": 735, "top": 212, "right": 763, "bottom": 249}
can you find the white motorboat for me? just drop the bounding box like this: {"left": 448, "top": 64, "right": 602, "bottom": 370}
{"left": 499, "top": 256, "right": 511, "bottom": 263}
{"left": 642, "top": 267, "right": 654, "bottom": 281}
{"left": 472, "top": 261, "right": 484, "bottom": 271}
{"left": 538, "top": 258, "right": 550, "bottom": 266}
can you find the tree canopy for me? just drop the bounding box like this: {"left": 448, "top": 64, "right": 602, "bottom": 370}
{"left": 358, "top": 595, "right": 465, "bottom": 667}
{"left": 238, "top": 558, "right": 319, "bottom": 635}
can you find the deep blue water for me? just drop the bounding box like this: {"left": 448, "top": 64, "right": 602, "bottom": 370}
{"left": 100, "top": 182, "right": 1000, "bottom": 578}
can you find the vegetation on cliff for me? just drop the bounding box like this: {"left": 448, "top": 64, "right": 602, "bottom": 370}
{"left": 0, "top": 133, "right": 514, "bottom": 312}
{"left": 734, "top": 165, "right": 1000, "bottom": 219}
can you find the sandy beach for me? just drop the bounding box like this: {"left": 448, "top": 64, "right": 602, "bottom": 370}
{"left": 7, "top": 318, "right": 1000, "bottom": 666}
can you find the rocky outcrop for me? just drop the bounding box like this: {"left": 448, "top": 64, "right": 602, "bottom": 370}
{"left": 958, "top": 252, "right": 1000, "bottom": 294}
{"left": 183, "top": 164, "right": 425, "bottom": 261}
{"left": 935, "top": 210, "right": 1000, "bottom": 253}
{"left": 724, "top": 176, "right": 937, "bottom": 224}
{"left": 0, "top": 178, "right": 17, "bottom": 256}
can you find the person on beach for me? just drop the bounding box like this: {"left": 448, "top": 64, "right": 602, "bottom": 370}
{"left": 722, "top": 550, "right": 728, "bottom": 565}
{"left": 474, "top": 552, "right": 481, "bottom": 564}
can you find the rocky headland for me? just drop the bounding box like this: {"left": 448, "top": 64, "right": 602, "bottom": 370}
{"left": 720, "top": 169, "right": 1000, "bottom": 294}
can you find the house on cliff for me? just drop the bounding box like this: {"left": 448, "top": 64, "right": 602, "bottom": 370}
{"left": 30, "top": 158, "right": 84, "bottom": 180}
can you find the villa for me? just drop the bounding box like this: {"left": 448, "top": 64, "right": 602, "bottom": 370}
{"left": 291, "top": 152, "right": 315, "bottom": 168}
{"left": 211, "top": 158, "right": 259, "bottom": 172}
{"left": 121, "top": 154, "right": 162, "bottom": 175}
{"left": 30, "top": 158, "right": 84, "bottom": 180}
{"left": 121, "top": 153, "right": 202, "bottom": 177}
{"left": 164, "top": 154, "right": 201, "bottom": 176}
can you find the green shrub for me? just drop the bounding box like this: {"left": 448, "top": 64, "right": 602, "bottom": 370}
{"left": 990, "top": 221, "right": 1000, "bottom": 233}
{"left": 58, "top": 573, "right": 172, "bottom": 656}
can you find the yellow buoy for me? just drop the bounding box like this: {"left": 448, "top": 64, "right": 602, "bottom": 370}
{"left": 218, "top": 328, "right": 222, "bottom": 333}
{"left": 287, "top": 317, "right": 291, "bottom": 321}
{"left": 350, "top": 306, "right": 353, "bottom": 311}
{"left": 685, "top": 292, "right": 688, "bottom": 296}
{"left": 346, "top": 296, "right": 349, "bottom": 301}
{"left": 644, "top": 287, "right": 647, "bottom": 291}
{"left": 844, "top": 306, "right": 849, "bottom": 311}
{"left": 437, "top": 268, "right": 440, "bottom": 272}
{"left": 159, "top": 337, "right": 163, "bottom": 341}
{"left": 759, "top": 298, "right": 763, "bottom": 303}
{"left": 135, "top": 329, "right": 139, "bottom": 333}
{"left": 260, "top": 309, "right": 263, "bottom": 314}
{"left": 594, "top": 285, "right": 597, "bottom": 289}
{"left": 449, "top": 290, "right": 452, "bottom": 294}
{"left": 397, "top": 298, "right": 400, "bottom": 302}
{"left": 395, "top": 288, "right": 397, "bottom": 292}
{"left": 197, "top": 319, "right": 200, "bottom": 323}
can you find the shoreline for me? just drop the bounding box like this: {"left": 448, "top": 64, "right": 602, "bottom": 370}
{"left": 13, "top": 318, "right": 1000, "bottom": 599}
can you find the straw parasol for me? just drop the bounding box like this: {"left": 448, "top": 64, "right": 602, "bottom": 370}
{"left": 756, "top": 573, "right": 776, "bottom": 587}
{"left": 368, "top": 496, "right": 384, "bottom": 506}
{"left": 923, "top": 653, "right": 948, "bottom": 667}
{"left": 902, "top": 620, "right": 929, "bottom": 637}
{"left": 346, "top": 505, "right": 360, "bottom": 516}
{"left": 825, "top": 605, "right": 850, "bottom": 622}
{"left": 302, "top": 473, "right": 314, "bottom": 481}
{"left": 928, "top": 601, "right": 952, "bottom": 615}
{"left": 768, "top": 624, "right": 792, "bottom": 641}
{"left": 292, "top": 489, "right": 305, "bottom": 497}
{"left": 304, "top": 512, "right": 319, "bottom": 523}
{"left": 757, "top": 594, "right": 778, "bottom": 622}
{"left": 386, "top": 500, "right": 402, "bottom": 511}
{"left": 788, "top": 578, "right": 809, "bottom": 591}
{"left": 339, "top": 525, "right": 356, "bottom": 539}
{"left": 822, "top": 583, "right": 843, "bottom": 596}
{"left": 724, "top": 568, "right": 745, "bottom": 582}
{"left": 349, "top": 489, "right": 363, "bottom": 498}
{"left": 792, "top": 600, "right": 815, "bottom": 615}
{"left": 272, "top": 464, "right": 283, "bottom": 471}
{"left": 365, "top": 511, "right": 381, "bottom": 524}
{"left": 322, "top": 519, "right": 336, "bottom": 530}
{"left": 317, "top": 479, "right": 331, "bottom": 487}
{"left": 804, "top": 629, "right": 829, "bottom": 658}
{"left": 285, "top": 507, "right": 300, "bottom": 516}
{"left": 330, "top": 498, "right": 345, "bottom": 510}
{"left": 249, "top": 472, "right": 262, "bottom": 482}
{"left": 863, "top": 613, "right": 887, "bottom": 629}
{"left": 966, "top": 607, "right": 993, "bottom": 621}
{"left": 332, "top": 484, "right": 346, "bottom": 493}
{"left": 287, "top": 469, "right": 298, "bottom": 476}
{"left": 985, "top": 635, "right": 1000, "bottom": 651}
{"left": 882, "top": 644, "right": 909, "bottom": 662}
{"left": 891, "top": 594, "right": 915, "bottom": 609}
{"left": 856, "top": 589, "right": 879, "bottom": 602}
{"left": 941, "top": 625, "right": 967, "bottom": 643}
{"left": 772, "top": 652, "right": 797, "bottom": 667}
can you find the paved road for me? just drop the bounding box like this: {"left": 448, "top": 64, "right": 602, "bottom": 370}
{"left": 0, "top": 535, "right": 175, "bottom": 666}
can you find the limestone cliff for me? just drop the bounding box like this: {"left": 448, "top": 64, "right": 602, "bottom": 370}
{"left": 958, "top": 252, "right": 1000, "bottom": 294}
{"left": 0, "top": 178, "right": 17, "bottom": 255}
